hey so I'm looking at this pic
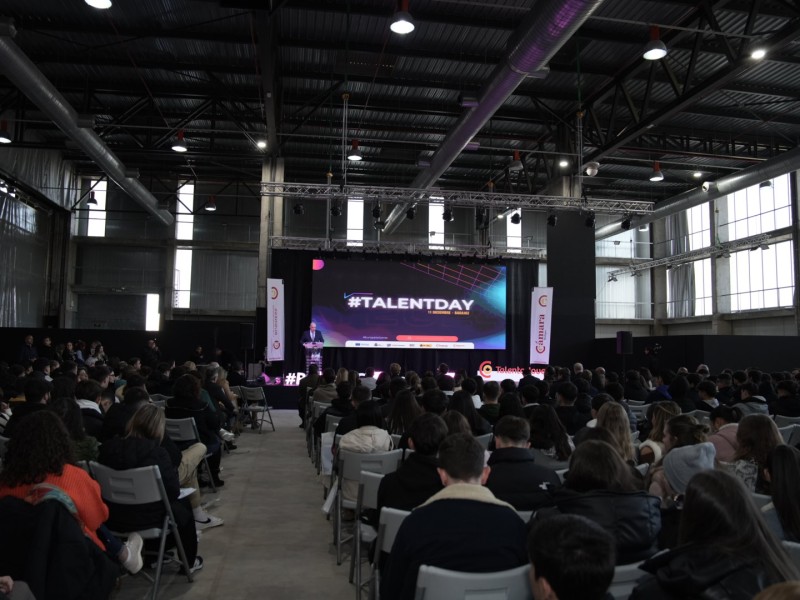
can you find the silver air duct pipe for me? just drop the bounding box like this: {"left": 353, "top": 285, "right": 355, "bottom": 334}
{"left": 0, "top": 19, "right": 173, "bottom": 226}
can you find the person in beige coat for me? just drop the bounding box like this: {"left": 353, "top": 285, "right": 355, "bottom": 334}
{"left": 338, "top": 400, "right": 393, "bottom": 501}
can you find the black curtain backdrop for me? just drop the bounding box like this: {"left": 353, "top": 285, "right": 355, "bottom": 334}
{"left": 269, "top": 250, "right": 538, "bottom": 377}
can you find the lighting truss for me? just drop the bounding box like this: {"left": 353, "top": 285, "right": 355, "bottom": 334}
{"left": 260, "top": 182, "right": 654, "bottom": 216}
{"left": 269, "top": 236, "right": 546, "bottom": 260}
{"left": 607, "top": 233, "right": 775, "bottom": 279}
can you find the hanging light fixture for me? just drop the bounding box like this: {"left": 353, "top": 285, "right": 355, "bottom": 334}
{"left": 256, "top": 140, "right": 267, "bottom": 149}
{"left": 372, "top": 203, "right": 382, "bottom": 219}
{"left": 649, "top": 161, "right": 664, "bottom": 182}
{"left": 621, "top": 217, "right": 632, "bottom": 230}
{"left": 406, "top": 206, "right": 416, "bottom": 220}
{"left": 442, "top": 205, "right": 454, "bottom": 222}
{"left": 87, "top": 191, "right": 98, "bottom": 206}
{"left": 0, "top": 120, "right": 11, "bottom": 144}
{"left": 390, "top": 0, "right": 415, "bottom": 35}
{"left": 547, "top": 214, "right": 558, "bottom": 227}
{"left": 347, "top": 139, "right": 363, "bottom": 161}
{"left": 584, "top": 213, "right": 595, "bottom": 228}
{"left": 205, "top": 195, "right": 217, "bottom": 212}
{"left": 751, "top": 48, "right": 767, "bottom": 60}
{"left": 293, "top": 202, "right": 304, "bottom": 215}
{"left": 584, "top": 161, "right": 600, "bottom": 177}
{"left": 643, "top": 26, "right": 668, "bottom": 60}
{"left": 508, "top": 150, "right": 523, "bottom": 172}
{"left": 171, "top": 130, "right": 188, "bottom": 153}
{"left": 510, "top": 212, "right": 521, "bottom": 225}
{"left": 85, "top": 0, "right": 112, "bottom": 8}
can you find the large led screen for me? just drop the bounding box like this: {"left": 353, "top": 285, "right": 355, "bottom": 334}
{"left": 310, "top": 259, "right": 506, "bottom": 349}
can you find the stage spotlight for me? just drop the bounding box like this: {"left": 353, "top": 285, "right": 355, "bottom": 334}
{"left": 331, "top": 202, "right": 342, "bottom": 217}
{"left": 584, "top": 213, "right": 595, "bottom": 228}
{"left": 372, "top": 203, "right": 381, "bottom": 219}
{"left": 546, "top": 214, "right": 557, "bottom": 227}
{"left": 406, "top": 206, "right": 416, "bottom": 220}
{"left": 510, "top": 212, "right": 521, "bottom": 225}
{"left": 293, "top": 202, "right": 304, "bottom": 215}
{"left": 621, "top": 217, "right": 632, "bottom": 230}
{"left": 442, "top": 205, "right": 454, "bottom": 222}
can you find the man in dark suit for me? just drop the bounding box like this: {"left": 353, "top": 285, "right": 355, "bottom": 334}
{"left": 300, "top": 322, "right": 324, "bottom": 373}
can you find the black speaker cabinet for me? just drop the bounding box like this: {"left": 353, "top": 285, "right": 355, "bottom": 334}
{"left": 616, "top": 331, "right": 633, "bottom": 355}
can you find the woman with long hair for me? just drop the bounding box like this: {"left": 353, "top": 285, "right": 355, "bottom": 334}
{"left": 48, "top": 397, "right": 99, "bottom": 462}
{"left": 764, "top": 445, "right": 800, "bottom": 541}
{"left": 537, "top": 440, "right": 660, "bottom": 564}
{"left": 648, "top": 414, "right": 713, "bottom": 503}
{"left": 0, "top": 410, "right": 143, "bottom": 574}
{"left": 386, "top": 388, "right": 423, "bottom": 435}
{"left": 448, "top": 390, "right": 491, "bottom": 436}
{"left": 596, "top": 402, "right": 635, "bottom": 463}
{"left": 632, "top": 470, "right": 799, "bottom": 599}
{"left": 638, "top": 401, "right": 681, "bottom": 464}
{"left": 528, "top": 404, "right": 572, "bottom": 462}
{"left": 334, "top": 367, "right": 350, "bottom": 387}
{"left": 731, "top": 414, "right": 784, "bottom": 493}
{"left": 99, "top": 403, "right": 204, "bottom": 572}
{"left": 405, "top": 370, "right": 421, "bottom": 396}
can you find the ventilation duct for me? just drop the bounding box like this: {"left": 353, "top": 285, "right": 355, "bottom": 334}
{"left": 382, "top": 0, "right": 606, "bottom": 233}
{"left": 0, "top": 19, "right": 173, "bottom": 226}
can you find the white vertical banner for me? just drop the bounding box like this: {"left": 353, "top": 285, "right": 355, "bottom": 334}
{"left": 530, "top": 287, "right": 554, "bottom": 365}
{"left": 267, "top": 278, "right": 285, "bottom": 361}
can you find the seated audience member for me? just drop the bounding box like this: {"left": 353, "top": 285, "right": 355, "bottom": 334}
{"left": 734, "top": 382, "right": 770, "bottom": 416}
{"left": 631, "top": 470, "right": 799, "bottom": 599}
{"left": 338, "top": 400, "right": 393, "bottom": 502}
{"left": 311, "top": 368, "right": 338, "bottom": 404}
{"left": 648, "top": 415, "right": 713, "bottom": 503}
{"left": 379, "top": 377, "right": 410, "bottom": 417}
{"left": 498, "top": 392, "right": 525, "bottom": 419}
{"left": 448, "top": 390, "right": 491, "bottom": 436}
{"left": 695, "top": 380, "right": 720, "bottom": 411}
{"left": 75, "top": 380, "right": 104, "bottom": 439}
{"left": 2, "top": 378, "right": 51, "bottom": 438}
{"left": 418, "top": 388, "right": 448, "bottom": 416}
{"left": 730, "top": 414, "right": 783, "bottom": 493}
{"left": 0, "top": 390, "right": 10, "bottom": 436}
{"left": 166, "top": 374, "right": 224, "bottom": 488}
{"left": 381, "top": 433, "right": 527, "bottom": 600}
{"left": 646, "top": 370, "right": 674, "bottom": 404}
{"left": 297, "top": 363, "right": 319, "bottom": 425}
{"left": 478, "top": 380, "right": 501, "bottom": 425}
{"left": 707, "top": 405, "right": 742, "bottom": 463}
{"left": 763, "top": 445, "right": 800, "bottom": 542}
{"left": 49, "top": 396, "right": 99, "bottom": 462}
{"left": 377, "top": 414, "right": 447, "bottom": 512}
{"left": 538, "top": 440, "right": 660, "bottom": 564}
{"left": 360, "top": 367, "right": 377, "bottom": 391}
{"left": 99, "top": 404, "right": 205, "bottom": 572}
{"left": 404, "top": 371, "right": 421, "bottom": 396}
{"left": 623, "top": 369, "right": 649, "bottom": 403}
{"left": 517, "top": 368, "right": 538, "bottom": 392}
{"left": 603, "top": 382, "right": 637, "bottom": 432}
{"left": 667, "top": 375, "right": 695, "bottom": 413}
{"left": 554, "top": 382, "right": 590, "bottom": 435}
{"left": 529, "top": 404, "right": 573, "bottom": 465}
{"left": 204, "top": 366, "right": 236, "bottom": 429}
{"left": 638, "top": 401, "right": 681, "bottom": 465}
{"left": 385, "top": 388, "right": 423, "bottom": 436}
{"left": 314, "top": 382, "right": 355, "bottom": 439}
{"left": 434, "top": 363, "right": 454, "bottom": 391}
{"left": 528, "top": 514, "right": 616, "bottom": 600}
{"left": 755, "top": 582, "right": 800, "bottom": 600}
{"left": 485, "top": 416, "right": 560, "bottom": 511}
{"left": 716, "top": 372, "right": 735, "bottom": 405}
{"left": 0, "top": 410, "right": 143, "bottom": 574}
{"left": 101, "top": 387, "right": 150, "bottom": 441}
{"left": 333, "top": 384, "right": 371, "bottom": 440}
{"left": 595, "top": 402, "right": 636, "bottom": 464}
{"left": 770, "top": 380, "right": 800, "bottom": 417}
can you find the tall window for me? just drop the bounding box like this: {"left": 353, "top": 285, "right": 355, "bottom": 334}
{"left": 718, "top": 174, "right": 791, "bottom": 241}
{"left": 87, "top": 179, "right": 107, "bottom": 238}
{"left": 428, "top": 199, "right": 444, "bottom": 248}
{"left": 145, "top": 293, "right": 160, "bottom": 330}
{"left": 346, "top": 196, "right": 364, "bottom": 246}
{"left": 727, "top": 241, "right": 795, "bottom": 311}
{"left": 174, "top": 182, "right": 194, "bottom": 308}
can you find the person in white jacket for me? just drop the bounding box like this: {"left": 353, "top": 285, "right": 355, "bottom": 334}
{"left": 338, "top": 400, "right": 393, "bottom": 502}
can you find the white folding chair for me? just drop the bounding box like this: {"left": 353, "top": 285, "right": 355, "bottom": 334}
{"left": 150, "top": 394, "right": 172, "bottom": 404}
{"left": 0, "top": 434, "right": 8, "bottom": 463}
{"left": 370, "top": 507, "right": 411, "bottom": 600}
{"left": 238, "top": 386, "right": 275, "bottom": 433}
{"left": 635, "top": 462, "right": 650, "bottom": 477}
{"left": 164, "top": 417, "right": 216, "bottom": 493}
{"left": 89, "top": 462, "right": 194, "bottom": 600}
{"left": 778, "top": 424, "right": 797, "bottom": 444}
{"left": 350, "top": 471, "right": 385, "bottom": 597}
{"left": 608, "top": 562, "right": 647, "bottom": 600}
{"left": 684, "top": 410, "right": 710, "bottom": 425}
{"left": 475, "top": 433, "right": 492, "bottom": 449}
{"left": 555, "top": 468, "right": 567, "bottom": 483}
{"left": 751, "top": 492, "right": 772, "bottom": 510}
{"left": 335, "top": 450, "right": 404, "bottom": 565}
{"left": 782, "top": 540, "right": 800, "bottom": 566}
{"left": 775, "top": 415, "right": 800, "bottom": 427}
{"left": 516, "top": 510, "right": 533, "bottom": 524}
{"left": 150, "top": 399, "right": 166, "bottom": 409}
{"left": 530, "top": 448, "right": 569, "bottom": 470}
{"left": 414, "top": 563, "right": 532, "bottom": 600}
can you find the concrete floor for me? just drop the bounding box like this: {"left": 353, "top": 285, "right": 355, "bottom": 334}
{"left": 114, "top": 410, "right": 356, "bottom": 600}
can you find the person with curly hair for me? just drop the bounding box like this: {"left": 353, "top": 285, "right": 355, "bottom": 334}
{"left": 0, "top": 410, "right": 142, "bottom": 573}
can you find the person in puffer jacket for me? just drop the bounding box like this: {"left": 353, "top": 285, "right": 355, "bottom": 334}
{"left": 338, "top": 400, "right": 393, "bottom": 501}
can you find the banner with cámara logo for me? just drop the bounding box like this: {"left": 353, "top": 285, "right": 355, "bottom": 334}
{"left": 267, "top": 278, "right": 285, "bottom": 362}
{"left": 530, "top": 287, "right": 553, "bottom": 365}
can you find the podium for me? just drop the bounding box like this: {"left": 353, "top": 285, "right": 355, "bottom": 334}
{"left": 303, "top": 341, "right": 323, "bottom": 372}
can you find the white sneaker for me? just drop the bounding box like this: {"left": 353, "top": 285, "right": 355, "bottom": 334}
{"left": 219, "top": 428, "right": 235, "bottom": 442}
{"left": 195, "top": 514, "right": 224, "bottom": 530}
{"left": 121, "top": 532, "right": 144, "bottom": 574}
